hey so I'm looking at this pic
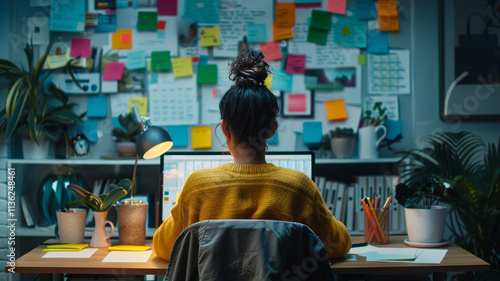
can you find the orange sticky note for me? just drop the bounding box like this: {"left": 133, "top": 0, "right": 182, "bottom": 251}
{"left": 112, "top": 29, "right": 132, "bottom": 49}
{"left": 191, "top": 126, "right": 212, "bottom": 149}
{"left": 377, "top": 0, "right": 399, "bottom": 31}
{"left": 325, "top": 99, "right": 348, "bottom": 121}
{"left": 259, "top": 41, "right": 282, "bottom": 61}
{"left": 275, "top": 3, "right": 295, "bottom": 28}
{"left": 273, "top": 22, "right": 294, "bottom": 41}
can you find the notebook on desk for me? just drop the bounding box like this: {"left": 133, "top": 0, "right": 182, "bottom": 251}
{"left": 158, "top": 151, "right": 315, "bottom": 224}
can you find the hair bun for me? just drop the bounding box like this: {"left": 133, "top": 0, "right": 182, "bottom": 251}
{"left": 229, "top": 49, "right": 271, "bottom": 87}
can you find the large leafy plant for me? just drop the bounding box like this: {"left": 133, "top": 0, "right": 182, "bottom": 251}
{"left": 112, "top": 112, "right": 141, "bottom": 142}
{"left": 395, "top": 178, "right": 448, "bottom": 209}
{"left": 67, "top": 179, "right": 131, "bottom": 213}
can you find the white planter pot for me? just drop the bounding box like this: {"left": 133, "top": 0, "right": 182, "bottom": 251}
{"left": 330, "top": 137, "right": 355, "bottom": 159}
{"left": 22, "top": 136, "right": 50, "bottom": 159}
{"left": 115, "top": 141, "right": 136, "bottom": 157}
{"left": 405, "top": 206, "right": 447, "bottom": 243}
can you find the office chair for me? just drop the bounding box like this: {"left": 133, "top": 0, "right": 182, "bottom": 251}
{"left": 164, "top": 219, "right": 335, "bottom": 281}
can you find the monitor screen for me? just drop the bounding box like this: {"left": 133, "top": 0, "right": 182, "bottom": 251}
{"left": 158, "top": 151, "right": 315, "bottom": 224}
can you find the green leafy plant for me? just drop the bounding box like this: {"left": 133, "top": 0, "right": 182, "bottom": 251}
{"left": 67, "top": 179, "right": 131, "bottom": 212}
{"left": 395, "top": 178, "right": 449, "bottom": 209}
{"left": 328, "top": 127, "right": 355, "bottom": 138}
{"left": 362, "top": 101, "right": 387, "bottom": 127}
{"left": 112, "top": 112, "right": 140, "bottom": 142}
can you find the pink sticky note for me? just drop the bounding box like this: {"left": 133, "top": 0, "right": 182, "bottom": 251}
{"left": 288, "top": 94, "right": 307, "bottom": 112}
{"left": 157, "top": 20, "right": 166, "bottom": 30}
{"left": 327, "top": 0, "right": 347, "bottom": 15}
{"left": 103, "top": 62, "right": 125, "bottom": 81}
{"left": 70, "top": 38, "right": 91, "bottom": 58}
{"left": 286, "top": 54, "right": 306, "bottom": 74}
{"left": 259, "top": 41, "right": 282, "bottom": 61}
{"left": 121, "top": 33, "right": 131, "bottom": 44}
{"left": 157, "top": 0, "right": 177, "bottom": 16}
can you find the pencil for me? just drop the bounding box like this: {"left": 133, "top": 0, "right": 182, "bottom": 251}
{"left": 362, "top": 197, "right": 381, "bottom": 243}
{"left": 368, "top": 196, "right": 392, "bottom": 242}
{"left": 366, "top": 197, "right": 386, "bottom": 243}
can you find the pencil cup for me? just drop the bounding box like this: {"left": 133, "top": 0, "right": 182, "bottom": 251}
{"left": 364, "top": 207, "right": 390, "bottom": 244}
{"left": 116, "top": 201, "right": 148, "bottom": 245}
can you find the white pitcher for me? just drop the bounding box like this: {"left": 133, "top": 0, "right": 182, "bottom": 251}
{"left": 358, "top": 125, "right": 387, "bottom": 159}
{"left": 90, "top": 211, "right": 114, "bottom": 247}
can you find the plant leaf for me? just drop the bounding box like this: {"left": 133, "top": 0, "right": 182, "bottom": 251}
{"left": 5, "top": 84, "right": 29, "bottom": 139}
{"left": 102, "top": 187, "right": 128, "bottom": 211}
{"left": 49, "top": 82, "right": 68, "bottom": 105}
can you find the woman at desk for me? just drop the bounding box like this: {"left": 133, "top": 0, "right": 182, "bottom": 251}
{"left": 153, "top": 49, "right": 351, "bottom": 261}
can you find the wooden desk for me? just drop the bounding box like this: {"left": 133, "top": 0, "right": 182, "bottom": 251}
{"left": 6, "top": 236, "right": 489, "bottom": 279}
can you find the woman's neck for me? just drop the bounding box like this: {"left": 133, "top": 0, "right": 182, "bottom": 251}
{"left": 228, "top": 143, "right": 267, "bottom": 165}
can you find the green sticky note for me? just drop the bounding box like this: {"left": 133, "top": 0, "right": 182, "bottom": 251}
{"left": 197, "top": 64, "right": 218, "bottom": 84}
{"left": 307, "top": 27, "right": 328, "bottom": 45}
{"left": 137, "top": 11, "right": 157, "bottom": 31}
{"left": 358, "top": 54, "right": 366, "bottom": 65}
{"left": 310, "top": 10, "right": 332, "bottom": 31}
{"left": 151, "top": 51, "right": 170, "bottom": 71}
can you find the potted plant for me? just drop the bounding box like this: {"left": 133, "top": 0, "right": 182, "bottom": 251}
{"left": 328, "top": 127, "right": 356, "bottom": 159}
{"left": 112, "top": 112, "right": 140, "bottom": 157}
{"left": 67, "top": 179, "right": 131, "bottom": 247}
{"left": 0, "top": 41, "right": 85, "bottom": 159}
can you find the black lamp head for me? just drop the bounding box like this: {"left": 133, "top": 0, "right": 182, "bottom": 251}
{"left": 132, "top": 105, "right": 173, "bottom": 159}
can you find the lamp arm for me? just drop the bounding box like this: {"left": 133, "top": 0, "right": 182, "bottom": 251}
{"left": 130, "top": 153, "right": 138, "bottom": 201}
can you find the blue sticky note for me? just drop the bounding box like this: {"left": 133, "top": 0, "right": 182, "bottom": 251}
{"left": 356, "top": 0, "right": 377, "bottom": 20}
{"left": 112, "top": 116, "right": 124, "bottom": 131}
{"left": 50, "top": 0, "right": 85, "bottom": 32}
{"left": 166, "top": 125, "right": 189, "bottom": 147}
{"left": 184, "top": 0, "right": 220, "bottom": 24}
{"left": 198, "top": 55, "right": 210, "bottom": 66}
{"left": 332, "top": 14, "right": 367, "bottom": 48}
{"left": 302, "top": 121, "right": 323, "bottom": 145}
{"left": 383, "top": 119, "right": 403, "bottom": 141}
{"left": 247, "top": 23, "right": 267, "bottom": 43}
{"left": 267, "top": 131, "right": 279, "bottom": 145}
{"left": 127, "top": 50, "right": 146, "bottom": 70}
{"left": 367, "top": 31, "right": 389, "bottom": 54}
{"left": 78, "top": 119, "right": 99, "bottom": 143}
{"left": 271, "top": 69, "right": 293, "bottom": 92}
{"left": 294, "top": 0, "right": 322, "bottom": 3}
{"left": 117, "top": 0, "right": 138, "bottom": 8}
{"left": 87, "top": 96, "right": 108, "bottom": 118}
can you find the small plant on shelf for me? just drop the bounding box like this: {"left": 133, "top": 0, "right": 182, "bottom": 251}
{"left": 361, "top": 102, "right": 387, "bottom": 127}
{"left": 112, "top": 112, "right": 141, "bottom": 157}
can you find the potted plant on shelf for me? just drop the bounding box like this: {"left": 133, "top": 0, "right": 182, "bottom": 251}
{"left": 112, "top": 112, "right": 141, "bottom": 157}
{"left": 328, "top": 127, "right": 356, "bottom": 159}
{"left": 67, "top": 179, "right": 131, "bottom": 247}
{"left": 0, "top": 41, "right": 85, "bottom": 159}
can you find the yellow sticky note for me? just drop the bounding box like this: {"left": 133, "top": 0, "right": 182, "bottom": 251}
{"left": 273, "top": 22, "right": 294, "bottom": 41}
{"left": 112, "top": 29, "right": 132, "bottom": 49}
{"left": 108, "top": 245, "right": 151, "bottom": 251}
{"left": 325, "top": 99, "right": 348, "bottom": 121}
{"left": 342, "top": 27, "right": 350, "bottom": 35}
{"left": 377, "top": 0, "right": 399, "bottom": 31}
{"left": 44, "top": 244, "right": 89, "bottom": 251}
{"left": 128, "top": 97, "right": 148, "bottom": 116}
{"left": 172, "top": 57, "right": 193, "bottom": 78}
{"left": 264, "top": 75, "right": 272, "bottom": 90}
{"left": 191, "top": 126, "right": 212, "bottom": 149}
{"left": 200, "top": 27, "right": 221, "bottom": 47}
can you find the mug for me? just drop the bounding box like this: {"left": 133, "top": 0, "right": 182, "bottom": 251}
{"left": 358, "top": 125, "right": 387, "bottom": 159}
{"left": 55, "top": 208, "right": 87, "bottom": 244}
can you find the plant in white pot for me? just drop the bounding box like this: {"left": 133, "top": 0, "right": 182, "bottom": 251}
{"left": 328, "top": 127, "right": 356, "bottom": 159}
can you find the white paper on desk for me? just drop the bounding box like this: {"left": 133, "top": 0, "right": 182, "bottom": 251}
{"left": 413, "top": 249, "right": 448, "bottom": 264}
{"left": 102, "top": 250, "right": 152, "bottom": 263}
{"left": 42, "top": 248, "right": 98, "bottom": 258}
{"left": 348, "top": 245, "right": 417, "bottom": 261}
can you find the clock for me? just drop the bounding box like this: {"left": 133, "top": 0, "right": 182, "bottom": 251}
{"left": 72, "top": 135, "right": 90, "bottom": 156}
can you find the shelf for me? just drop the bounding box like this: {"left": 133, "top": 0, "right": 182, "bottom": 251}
{"left": 16, "top": 226, "right": 158, "bottom": 238}
{"left": 7, "top": 158, "right": 160, "bottom": 166}
{"left": 315, "top": 157, "right": 401, "bottom": 164}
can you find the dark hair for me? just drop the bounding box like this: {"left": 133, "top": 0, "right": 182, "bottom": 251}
{"left": 219, "top": 49, "right": 279, "bottom": 146}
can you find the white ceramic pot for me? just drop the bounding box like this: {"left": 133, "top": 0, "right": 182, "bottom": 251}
{"left": 358, "top": 126, "right": 387, "bottom": 159}
{"left": 330, "top": 137, "right": 355, "bottom": 159}
{"left": 55, "top": 208, "right": 87, "bottom": 244}
{"left": 22, "top": 135, "right": 50, "bottom": 159}
{"left": 405, "top": 205, "right": 447, "bottom": 243}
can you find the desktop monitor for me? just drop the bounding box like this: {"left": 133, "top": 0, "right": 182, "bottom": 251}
{"left": 158, "top": 151, "right": 315, "bottom": 224}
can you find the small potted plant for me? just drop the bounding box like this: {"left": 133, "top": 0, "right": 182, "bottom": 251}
{"left": 112, "top": 112, "right": 141, "bottom": 157}
{"left": 328, "top": 127, "right": 356, "bottom": 159}
{"left": 358, "top": 102, "right": 388, "bottom": 159}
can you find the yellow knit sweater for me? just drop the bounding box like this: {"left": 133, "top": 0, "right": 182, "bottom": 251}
{"left": 153, "top": 163, "right": 351, "bottom": 261}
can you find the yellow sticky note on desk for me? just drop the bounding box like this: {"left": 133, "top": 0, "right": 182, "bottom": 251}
{"left": 191, "top": 126, "right": 212, "bottom": 149}
{"left": 200, "top": 27, "right": 221, "bottom": 47}
{"left": 43, "top": 244, "right": 89, "bottom": 251}
{"left": 325, "top": 99, "right": 348, "bottom": 121}
{"left": 108, "top": 245, "right": 151, "bottom": 251}
{"left": 172, "top": 57, "right": 193, "bottom": 78}
{"left": 112, "top": 29, "right": 132, "bottom": 49}
{"left": 128, "top": 97, "right": 148, "bottom": 116}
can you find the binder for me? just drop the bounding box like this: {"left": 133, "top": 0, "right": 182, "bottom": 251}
{"left": 345, "top": 185, "right": 355, "bottom": 231}
{"left": 355, "top": 176, "right": 368, "bottom": 231}
{"left": 334, "top": 182, "right": 345, "bottom": 220}
{"left": 388, "top": 175, "right": 401, "bottom": 231}
{"left": 316, "top": 176, "right": 327, "bottom": 201}
{"left": 375, "top": 175, "right": 385, "bottom": 202}
{"left": 325, "top": 181, "right": 337, "bottom": 215}
{"left": 367, "top": 176, "right": 375, "bottom": 200}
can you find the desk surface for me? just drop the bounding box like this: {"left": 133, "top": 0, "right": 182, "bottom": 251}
{"left": 7, "top": 236, "right": 490, "bottom": 276}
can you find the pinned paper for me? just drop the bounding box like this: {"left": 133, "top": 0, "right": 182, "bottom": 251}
{"left": 151, "top": 51, "right": 171, "bottom": 72}
{"left": 275, "top": 3, "right": 296, "bottom": 28}
{"left": 200, "top": 27, "right": 221, "bottom": 47}
{"left": 197, "top": 64, "right": 218, "bottom": 84}
{"left": 358, "top": 54, "right": 366, "bottom": 65}
{"left": 367, "top": 31, "right": 389, "bottom": 54}
{"left": 302, "top": 121, "right": 323, "bottom": 145}
{"left": 112, "top": 29, "right": 132, "bottom": 49}
{"left": 70, "top": 38, "right": 91, "bottom": 58}
{"left": 332, "top": 13, "right": 367, "bottom": 48}
{"left": 198, "top": 55, "right": 209, "bottom": 66}
{"left": 378, "top": 0, "right": 399, "bottom": 31}
{"left": 325, "top": 99, "right": 348, "bottom": 121}
{"left": 49, "top": 0, "right": 85, "bottom": 32}
{"left": 287, "top": 93, "right": 307, "bottom": 112}
{"left": 157, "top": 20, "right": 166, "bottom": 30}
{"left": 137, "top": 11, "right": 158, "bottom": 31}
{"left": 327, "top": 0, "right": 346, "bottom": 15}
{"left": 286, "top": 54, "right": 306, "bottom": 74}
{"left": 172, "top": 57, "right": 193, "bottom": 78}
{"left": 191, "top": 126, "right": 212, "bottom": 149}
{"left": 307, "top": 27, "right": 328, "bottom": 45}
{"left": 247, "top": 23, "right": 268, "bottom": 43}
{"left": 168, "top": 125, "right": 189, "bottom": 147}
{"left": 158, "top": 0, "right": 177, "bottom": 16}
{"left": 128, "top": 97, "right": 148, "bottom": 116}
{"left": 79, "top": 119, "right": 99, "bottom": 143}
{"left": 271, "top": 69, "right": 293, "bottom": 92}
{"left": 273, "top": 23, "right": 294, "bottom": 41}
{"left": 127, "top": 50, "right": 146, "bottom": 70}
{"left": 87, "top": 95, "right": 108, "bottom": 118}
{"left": 356, "top": 0, "right": 377, "bottom": 20}
{"left": 259, "top": 41, "right": 282, "bottom": 61}
{"left": 103, "top": 62, "right": 125, "bottom": 81}
{"left": 310, "top": 10, "right": 332, "bottom": 31}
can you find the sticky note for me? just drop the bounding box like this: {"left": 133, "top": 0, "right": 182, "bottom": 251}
{"left": 287, "top": 93, "right": 307, "bottom": 112}
{"left": 151, "top": 51, "right": 171, "bottom": 72}
{"left": 87, "top": 95, "right": 108, "bottom": 118}
{"left": 128, "top": 97, "right": 148, "bottom": 116}
{"left": 378, "top": 0, "right": 399, "bottom": 31}
{"left": 307, "top": 27, "right": 328, "bottom": 45}
{"left": 264, "top": 75, "right": 272, "bottom": 90}
{"left": 108, "top": 245, "right": 151, "bottom": 251}
{"left": 342, "top": 27, "right": 350, "bottom": 35}
{"left": 78, "top": 119, "right": 98, "bottom": 143}
{"left": 247, "top": 23, "right": 268, "bottom": 43}
{"left": 325, "top": 99, "right": 348, "bottom": 121}
{"left": 356, "top": 0, "right": 377, "bottom": 20}
{"left": 103, "top": 62, "right": 125, "bottom": 81}
{"left": 271, "top": 69, "right": 293, "bottom": 92}
{"left": 191, "top": 126, "right": 212, "bottom": 149}
{"left": 137, "top": 11, "right": 158, "bottom": 31}
{"left": 112, "top": 29, "right": 132, "bottom": 49}
{"left": 275, "top": 3, "right": 296, "bottom": 28}
{"left": 127, "top": 50, "right": 146, "bottom": 70}
{"left": 310, "top": 10, "right": 332, "bottom": 31}
{"left": 273, "top": 23, "right": 294, "bottom": 41}
{"left": 157, "top": 0, "right": 177, "bottom": 16}
{"left": 200, "top": 27, "right": 221, "bottom": 47}
{"left": 198, "top": 55, "right": 209, "bottom": 66}
{"left": 70, "top": 38, "right": 91, "bottom": 58}
{"left": 302, "top": 121, "right": 323, "bottom": 145}
{"left": 286, "top": 54, "right": 306, "bottom": 74}
{"left": 367, "top": 31, "right": 389, "bottom": 54}
{"left": 332, "top": 14, "right": 367, "bottom": 48}
{"left": 358, "top": 54, "right": 366, "bottom": 65}
{"left": 383, "top": 119, "right": 402, "bottom": 141}
{"left": 167, "top": 125, "right": 188, "bottom": 147}
{"left": 267, "top": 131, "right": 279, "bottom": 145}
{"left": 172, "top": 57, "right": 193, "bottom": 78}
{"left": 197, "top": 64, "right": 218, "bottom": 84}
{"left": 327, "top": 0, "right": 347, "bottom": 15}
{"left": 259, "top": 41, "right": 282, "bottom": 61}
{"left": 157, "top": 20, "right": 166, "bottom": 30}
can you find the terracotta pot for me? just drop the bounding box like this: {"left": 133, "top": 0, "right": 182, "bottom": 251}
{"left": 115, "top": 141, "right": 136, "bottom": 157}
